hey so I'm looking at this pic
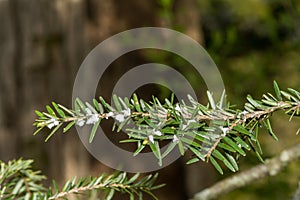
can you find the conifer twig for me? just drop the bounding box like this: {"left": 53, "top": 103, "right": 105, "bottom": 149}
{"left": 191, "top": 142, "right": 300, "bottom": 200}
{"left": 292, "top": 181, "right": 300, "bottom": 200}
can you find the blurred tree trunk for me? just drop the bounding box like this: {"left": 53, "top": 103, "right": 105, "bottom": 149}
{"left": 0, "top": 0, "right": 89, "bottom": 182}
{"left": 173, "top": 0, "right": 217, "bottom": 196}
{"left": 0, "top": 0, "right": 212, "bottom": 199}
{"left": 174, "top": 0, "right": 204, "bottom": 43}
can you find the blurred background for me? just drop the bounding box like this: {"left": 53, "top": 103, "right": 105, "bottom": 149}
{"left": 0, "top": 0, "right": 300, "bottom": 199}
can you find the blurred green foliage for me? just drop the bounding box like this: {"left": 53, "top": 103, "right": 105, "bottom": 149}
{"left": 152, "top": 0, "right": 300, "bottom": 199}
{"left": 200, "top": 0, "right": 300, "bottom": 199}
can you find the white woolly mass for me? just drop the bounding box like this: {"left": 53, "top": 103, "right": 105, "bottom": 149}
{"left": 220, "top": 126, "right": 229, "bottom": 136}
{"left": 85, "top": 108, "right": 93, "bottom": 115}
{"left": 76, "top": 119, "right": 85, "bottom": 127}
{"left": 148, "top": 135, "right": 154, "bottom": 144}
{"left": 86, "top": 114, "right": 99, "bottom": 125}
{"left": 153, "top": 130, "right": 162, "bottom": 136}
{"left": 175, "top": 104, "right": 181, "bottom": 112}
{"left": 46, "top": 118, "right": 59, "bottom": 129}
{"left": 122, "top": 108, "right": 131, "bottom": 117}
{"left": 172, "top": 135, "right": 179, "bottom": 143}
{"left": 115, "top": 114, "right": 125, "bottom": 122}
{"left": 113, "top": 109, "right": 131, "bottom": 122}
{"left": 105, "top": 112, "right": 114, "bottom": 119}
{"left": 241, "top": 110, "right": 248, "bottom": 115}
{"left": 239, "top": 110, "right": 249, "bottom": 122}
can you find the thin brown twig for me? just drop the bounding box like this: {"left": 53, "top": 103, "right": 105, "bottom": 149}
{"left": 203, "top": 102, "right": 293, "bottom": 159}
{"left": 292, "top": 181, "right": 300, "bottom": 200}
{"left": 191, "top": 142, "right": 300, "bottom": 200}
{"left": 49, "top": 182, "right": 134, "bottom": 199}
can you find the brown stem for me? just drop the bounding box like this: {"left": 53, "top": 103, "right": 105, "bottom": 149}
{"left": 292, "top": 181, "right": 300, "bottom": 200}
{"left": 191, "top": 142, "right": 300, "bottom": 200}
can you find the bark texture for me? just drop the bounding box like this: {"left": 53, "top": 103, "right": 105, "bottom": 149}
{"left": 0, "top": 1, "right": 206, "bottom": 199}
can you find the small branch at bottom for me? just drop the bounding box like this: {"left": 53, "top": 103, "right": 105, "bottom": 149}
{"left": 292, "top": 181, "right": 300, "bottom": 200}
{"left": 191, "top": 142, "right": 300, "bottom": 200}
